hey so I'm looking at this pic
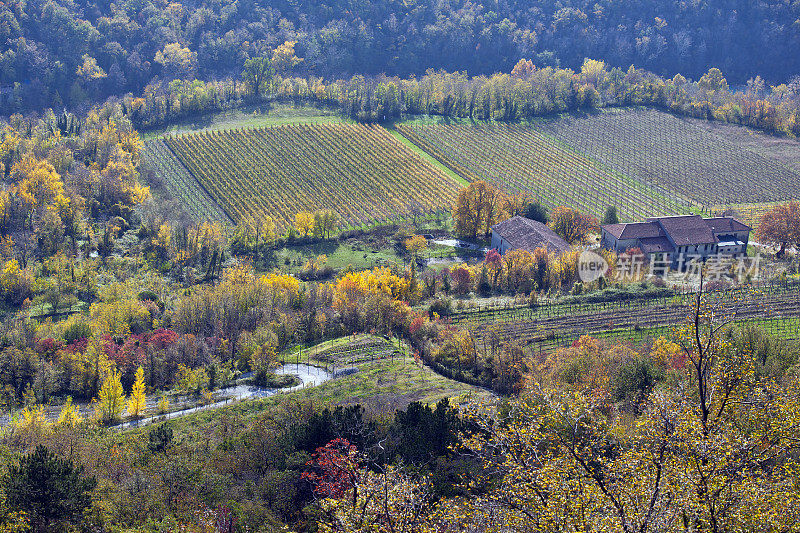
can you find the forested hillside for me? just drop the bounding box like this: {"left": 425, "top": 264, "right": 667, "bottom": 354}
{"left": 1, "top": 0, "right": 799, "bottom": 112}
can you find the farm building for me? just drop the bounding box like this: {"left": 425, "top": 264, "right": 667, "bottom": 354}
{"left": 600, "top": 215, "right": 750, "bottom": 267}
{"left": 491, "top": 216, "right": 570, "bottom": 256}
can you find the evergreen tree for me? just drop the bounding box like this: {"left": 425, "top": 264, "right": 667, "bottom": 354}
{"left": 602, "top": 205, "right": 619, "bottom": 225}
{"left": 524, "top": 200, "right": 549, "bottom": 224}
{"left": 3, "top": 445, "right": 96, "bottom": 532}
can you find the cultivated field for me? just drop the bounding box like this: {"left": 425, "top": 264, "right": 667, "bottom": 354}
{"left": 456, "top": 284, "right": 800, "bottom": 353}
{"left": 142, "top": 139, "right": 232, "bottom": 223}
{"left": 537, "top": 108, "right": 800, "bottom": 207}
{"left": 710, "top": 201, "right": 782, "bottom": 229}
{"left": 396, "top": 123, "right": 684, "bottom": 221}
{"left": 160, "top": 123, "right": 462, "bottom": 230}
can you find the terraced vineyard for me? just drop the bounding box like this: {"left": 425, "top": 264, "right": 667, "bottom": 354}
{"left": 396, "top": 123, "right": 683, "bottom": 221}
{"left": 537, "top": 108, "right": 800, "bottom": 207}
{"left": 314, "top": 335, "right": 399, "bottom": 365}
{"left": 142, "top": 139, "right": 232, "bottom": 223}
{"left": 161, "top": 123, "right": 461, "bottom": 231}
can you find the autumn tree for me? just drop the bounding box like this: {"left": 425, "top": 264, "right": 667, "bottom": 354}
{"left": 56, "top": 396, "right": 83, "bottom": 427}
{"left": 295, "top": 211, "right": 314, "bottom": 238}
{"left": 305, "top": 439, "right": 434, "bottom": 533}
{"left": 95, "top": 367, "right": 125, "bottom": 424}
{"left": 404, "top": 235, "right": 427, "bottom": 260}
{"left": 452, "top": 181, "right": 505, "bottom": 238}
{"left": 154, "top": 42, "right": 197, "bottom": 78}
{"left": 549, "top": 206, "right": 598, "bottom": 244}
{"left": 756, "top": 201, "right": 800, "bottom": 256}
{"left": 501, "top": 192, "right": 530, "bottom": 218}
{"left": 127, "top": 366, "right": 146, "bottom": 418}
{"left": 271, "top": 40, "right": 303, "bottom": 75}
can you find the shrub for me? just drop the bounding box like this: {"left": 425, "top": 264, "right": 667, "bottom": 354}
{"left": 612, "top": 356, "right": 664, "bottom": 401}
{"left": 63, "top": 322, "right": 91, "bottom": 344}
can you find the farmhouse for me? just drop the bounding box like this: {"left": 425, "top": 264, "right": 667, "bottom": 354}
{"left": 600, "top": 215, "right": 750, "bottom": 267}
{"left": 491, "top": 216, "right": 570, "bottom": 256}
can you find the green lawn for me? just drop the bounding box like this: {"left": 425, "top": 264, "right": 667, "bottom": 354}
{"left": 265, "top": 241, "right": 404, "bottom": 274}
{"left": 141, "top": 103, "right": 346, "bottom": 139}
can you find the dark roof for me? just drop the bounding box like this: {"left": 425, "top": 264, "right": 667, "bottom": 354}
{"left": 492, "top": 216, "right": 570, "bottom": 254}
{"left": 602, "top": 221, "right": 664, "bottom": 240}
{"left": 649, "top": 215, "right": 716, "bottom": 246}
{"left": 703, "top": 217, "right": 751, "bottom": 233}
{"left": 639, "top": 236, "right": 674, "bottom": 254}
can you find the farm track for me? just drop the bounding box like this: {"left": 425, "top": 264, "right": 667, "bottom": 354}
{"left": 467, "top": 291, "right": 800, "bottom": 346}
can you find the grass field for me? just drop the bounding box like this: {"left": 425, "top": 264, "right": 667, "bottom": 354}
{"left": 140, "top": 103, "right": 345, "bottom": 139}
{"left": 396, "top": 122, "right": 684, "bottom": 221}
{"left": 537, "top": 108, "right": 800, "bottom": 207}
{"left": 159, "top": 123, "right": 462, "bottom": 231}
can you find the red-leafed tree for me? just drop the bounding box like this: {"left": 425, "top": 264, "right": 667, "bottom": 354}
{"left": 302, "top": 438, "right": 362, "bottom": 507}
{"left": 485, "top": 249, "right": 503, "bottom": 288}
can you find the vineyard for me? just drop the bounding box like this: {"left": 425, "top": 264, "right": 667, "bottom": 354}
{"left": 160, "top": 123, "right": 462, "bottom": 231}
{"left": 313, "top": 335, "right": 400, "bottom": 366}
{"left": 711, "top": 201, "right": 783, "bottom": 230}
{"left": 536, "top": 108, "right": 800, "bottom": 207}
{"left": 142, "top": 139, "right": 232, "bottom": 224}
{"left": 396, "top": 123, "right": 684, "bottom": 221}
{"left": 454, "top": 282, "right": 800, "bottom": 354}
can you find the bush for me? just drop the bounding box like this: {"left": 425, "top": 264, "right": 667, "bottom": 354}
{"left": 63, "top": 322, "right": 91, "bottom": 344}
{"left": 428, "top": 298, "right": 453, "bottom": 318}
{"left": 612, "top": 356, "right": 664, "bottom": 401}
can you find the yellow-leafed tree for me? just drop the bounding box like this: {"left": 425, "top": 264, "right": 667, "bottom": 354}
{"left": 295, "top": 211, "right": 315, "bottom": 237}
{"left": 127, "top": 367, "right": 146, "bottom": 418}
{"left": 95, "top": 367, "right": 126, "bottom": 424}
{"left": 57, "top": 396, "right": 83, "bottom": 427}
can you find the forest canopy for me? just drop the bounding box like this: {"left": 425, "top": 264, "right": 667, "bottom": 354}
{"left": 1, "top": 0, "right": 799, "bottom": 112}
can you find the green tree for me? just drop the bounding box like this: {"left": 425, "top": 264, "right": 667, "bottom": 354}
{"left": 3, "top": 445, "right": 96, "bottom": 532}
{"left": 524, "top": 200, "right": 549, "bottom": 224}
{"left": 602, "top": 205, "right": 619, "bottom": 225}
{"left": 242, "top": 56, "right": 275, "bottom": 98}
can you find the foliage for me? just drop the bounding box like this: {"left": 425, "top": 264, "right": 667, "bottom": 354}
{"left": 2, "top": 445, "right": 96, "bottom": 533}
{"left": 126, "top": 366, "right": 146, "bottom": 418}
{"left": 452, "top": 181, "right": 506, "bottom": 238}
{"left": 94, "top": 367, "right": 125, "bottom": 424}
{"left": 756, "top": 201, "right": 800, "bottom": 256}
{"left": 549, "top": 206, "right": 599, "bottom": 244}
